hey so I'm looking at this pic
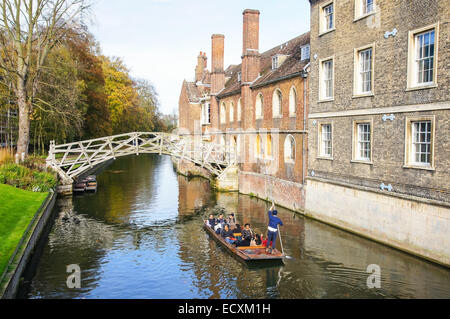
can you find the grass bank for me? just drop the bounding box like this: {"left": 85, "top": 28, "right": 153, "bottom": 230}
{"left": 0, "top": 184, "right": 48, "bottom": 277}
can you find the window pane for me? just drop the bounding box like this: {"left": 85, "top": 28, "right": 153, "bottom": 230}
{"left": 416, "top": 30, "right": 435, "bottom": 84}
{"left": 412, "top": 120, "right": 432, "bottom": 165}
{"left": 357, "top": 123, "right": 371, "bottom": 160}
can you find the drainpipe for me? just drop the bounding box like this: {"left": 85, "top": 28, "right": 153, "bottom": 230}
{"left": 302, "top": 63, "right": 310, "bottom": 186}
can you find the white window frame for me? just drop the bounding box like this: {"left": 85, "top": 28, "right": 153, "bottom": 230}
{"left": 220, "top": 102, "right": 227, "bottom": 124}
{"left": 255, "top": 93, "right": 264, "bottom": 120}
{"left": 319, "top": 56, "right": 334, "bottom": 102}
{"left": 229, "top": 102, "right": 235, "bottom": 123}
{"left": 318, "top": 122, "right": 333, "bottom": 160}
{"left": 319, "top": 1, "right": 335, "bottom": 35}
{"left": 353, "top": 44, "right": 375, "bottom": 97}
{"left": 255, "top": 134, "right": 265, "bottom": 159}
{"left": 407, "top": 23, "right": 439, "bottom": 91}
{"left": 354, "top": 0, "right": 376, "bottom": 21}
{"left": 289, "top": 86, "right": 297, "bottom": 117}
{"left": 352, "top": 119, "right": 373, "bottom": 164}
{"left": 272, "top": 89, "right": 283, "bottom": 118}
{"left": 237, "top": 98, "right": 242, "bottom": 121}
{"left": 284, "top": 135, "right": 296, "bottom": 163}
{"left": 272, "top": 56, "right": 279, "bottom": 70}
{"left": 201, "top": 103, "right": 211, "bottom": 125}
{"left": 301, "top": 45, "right": 310, "bottom": 61}
{"left": 404, "top": 116, "right": 435, "bottom": 171}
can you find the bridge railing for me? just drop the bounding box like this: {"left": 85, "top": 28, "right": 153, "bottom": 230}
{"left": 47, "top": 132, "right": 237, "bottom": 181}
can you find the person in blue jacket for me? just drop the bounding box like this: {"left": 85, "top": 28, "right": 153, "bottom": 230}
{"left": 267, "top": 201, "right": 283, "bottom": 254}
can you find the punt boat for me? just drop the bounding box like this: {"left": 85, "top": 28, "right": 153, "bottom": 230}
{"left": 204, "top": 222, "right": 284, "bottom": 264}
{"left": 85, "top": 175, "right": 97, "bottom": 192}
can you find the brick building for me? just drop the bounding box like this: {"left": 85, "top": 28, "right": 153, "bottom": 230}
{"left": 178, "top": 9, "right": 310, "bottom": 211}
{"left": 305, "top": 0, "right": 449, "bottom": 265}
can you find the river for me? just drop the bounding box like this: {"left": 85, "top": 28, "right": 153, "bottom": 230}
{"left": 19, "top": 154, "right": 450, "bottom": 299}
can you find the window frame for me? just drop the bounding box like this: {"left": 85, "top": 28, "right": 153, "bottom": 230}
{"left": 317, "top": 122, "right": 333, "bottom": 160}
{"left": 237, "top": 98, "right": 242, "bottom": 122}
{"left": 407, "top": 23, "right": 439, "bottom": 91}
{"left": 272, "top": 89, "right": 283, "bottom": 118}
{"left": 404, "top": 115, "right": 436, "bottom": 171}
{"left": 201, "top": 102, "right": 211, "bottom": 125}
{"left": 301, "top": 45, "right": 310, "bottom": 61}
{"left": 351, "top": 119, "right": 374, "bottom": 164}
{"left": 353, "top": 43, "right": 375, "bottom": 97}
{"left": 284, "top": 135, "right": 296, "bottom": 164}
{"left": 354, "top": 0, "right": 376, "bottom": 21}
{"left": 319, "top": 56, "right": 335, "bottom": 102}
{"left": 319, "top": 0, "right": 336, "bottom": 36}
{"left": 289, "top": 86, "right": 297, "bottom": 117}
{"left": 255, "top": 93, "right": 264, "bottom": 120}
{"left": 272, "top": 56, "right": 279, "bottom": 70}
{"left": 255, "top": 134, "right": 265, "bottom": 159}
{"left": 220, "top": 102, "right": 227, "bottom": 124}
{"left": 229, "top": 102, "right": 235, "bottom": 123}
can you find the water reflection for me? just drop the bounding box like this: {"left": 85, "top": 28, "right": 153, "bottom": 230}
{"left": 21, "top": 154, "right": 450, "bottom": 299}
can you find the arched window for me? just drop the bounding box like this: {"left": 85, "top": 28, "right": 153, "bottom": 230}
{"left": 220, "top": 102, "right": 226, "bottom": 124}
{"left": 284, "top": 135, "right": 296, "bottom": 162}
{"left": 289, "top": 86, "right": 297, "bottom": 115}
{"left": 237, "top": 99, "right": 242, "bottom": 121}
{"left": 267, "top": 135, "right": 273, "bottom": 157}
{"left": 255, "top": 93, "right": 263, "bottom": 119}
{"left": 273, "top": 89, "right": 282, "bottom": 117}
{"left": 230, "top": 102, "right": 235, "bottom": 123}
{"left": 256, "top": 134, "right": 264, "bottom": 157}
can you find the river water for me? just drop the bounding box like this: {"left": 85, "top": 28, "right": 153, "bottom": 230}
{"left": 20, "top": 155, "right": 450, "bottom": 299}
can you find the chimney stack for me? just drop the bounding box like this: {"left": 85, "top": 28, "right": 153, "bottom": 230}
{"left": 242, "top": 9, "right": 260, "bottom": 83}
{"left": 211, "top": 34, "right": 225, "bottom": 94}
{"left": 195, "top": 51, "right": 207, "bottom": 83}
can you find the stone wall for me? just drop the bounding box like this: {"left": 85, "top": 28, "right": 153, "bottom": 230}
{"left": 239, "top": 171, "right": 305, "bottom": 212}
{"left": 304, "top": 178, "right": 450, "bottom": 266}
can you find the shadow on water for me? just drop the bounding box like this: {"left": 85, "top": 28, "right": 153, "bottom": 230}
{"left": 18, "top": 154, "right": 450, "bottom": 299}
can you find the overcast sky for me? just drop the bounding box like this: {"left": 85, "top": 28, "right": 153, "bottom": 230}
{"left": 89, "top": 0, "right": 311, "bottom": 115}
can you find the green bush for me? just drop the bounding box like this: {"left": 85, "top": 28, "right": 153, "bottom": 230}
{"left": 0, "top": 163, "right": 57, "bottom": 192}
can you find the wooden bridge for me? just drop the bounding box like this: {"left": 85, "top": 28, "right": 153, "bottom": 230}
{"left": 46, "top": 132, "right": 237, "bottom": 183}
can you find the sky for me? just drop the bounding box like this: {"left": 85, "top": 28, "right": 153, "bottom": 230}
{"left": 89, "top": 0, "right": 311, "bottom": 115}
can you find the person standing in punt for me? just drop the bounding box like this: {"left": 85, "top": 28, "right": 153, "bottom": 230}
{"left": 267, "top": 202, "right": 283, "bottom": 254}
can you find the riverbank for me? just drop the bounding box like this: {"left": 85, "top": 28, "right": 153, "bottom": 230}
{"left": 0, "top": 184, "right": 48, "bottom": 278}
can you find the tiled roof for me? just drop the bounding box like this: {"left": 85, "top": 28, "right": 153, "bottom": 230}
{"left": 184, "top": 79, "right": 211, "bottom": 103}
{"left": 218, "top": 31, "right": 310, "bottom": 97}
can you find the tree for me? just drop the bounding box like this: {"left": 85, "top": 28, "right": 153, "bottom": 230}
{"left": 0, "top": 0, "right": 90, "bottom": 156}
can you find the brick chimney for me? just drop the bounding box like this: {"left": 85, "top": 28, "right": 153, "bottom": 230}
{"left": 195, "top": 52, "right": 207, "bottom": 83}
{"left": 210, "top": 34, "right": 225, "bottom": 132}
{"left": 241, "top": 9, "right": 260, "bottom": 83}
{"left": 211, "top": 34, "right": 225, "bottom": 94}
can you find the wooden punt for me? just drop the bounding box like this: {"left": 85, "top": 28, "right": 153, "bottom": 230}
{"left": 204, "top": 222, "right": 284, "bottom": 264}
{"left": 85, "top": 175, "right": 97, "bottom": 192}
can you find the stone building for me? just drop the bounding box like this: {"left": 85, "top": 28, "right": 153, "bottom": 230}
{"left": 178, "top": 9, "right": 310, "bottom": 211}
{"left": 306, "top": 0, "right": 449, "bottom": 265}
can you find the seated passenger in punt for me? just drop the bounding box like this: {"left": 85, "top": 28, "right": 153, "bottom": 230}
{"left": 227, "top": 213, "right": 236, "bottom": 229}
{"left": 206, "top": 214, "right": 216, "bottom": 229}
{"left": 215, "top": 214, "right": 226, "bottom": 234}
{"left": 235, "top": 223, "right": 255, "bottom": 247}
{"left": 221, "top": 224, "right": 236, "bottom": 245}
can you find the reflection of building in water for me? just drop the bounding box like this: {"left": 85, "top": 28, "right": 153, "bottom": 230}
{"left": 177, "top": 175, "right": 213, "bottom": 215}
{"left": 216, "top": 192, "right": 239, "bottom": 216}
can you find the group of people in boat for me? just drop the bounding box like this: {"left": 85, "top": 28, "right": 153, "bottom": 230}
{"left": 205, "top": 202, "right": 283, "bottom": 255}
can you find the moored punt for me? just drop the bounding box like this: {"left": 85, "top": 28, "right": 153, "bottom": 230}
{"left": 203, "top": 222, "right": 284, "bottom": 264}
{"left": 85, "top": 175, "right": 97, "bottom": 192}
{"left": 74, "top": 181, "right": 87, "bottom": 192}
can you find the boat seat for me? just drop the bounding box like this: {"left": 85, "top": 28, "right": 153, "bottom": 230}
{"left": 237, "top": 246, "right": 266, "bottom": 250}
